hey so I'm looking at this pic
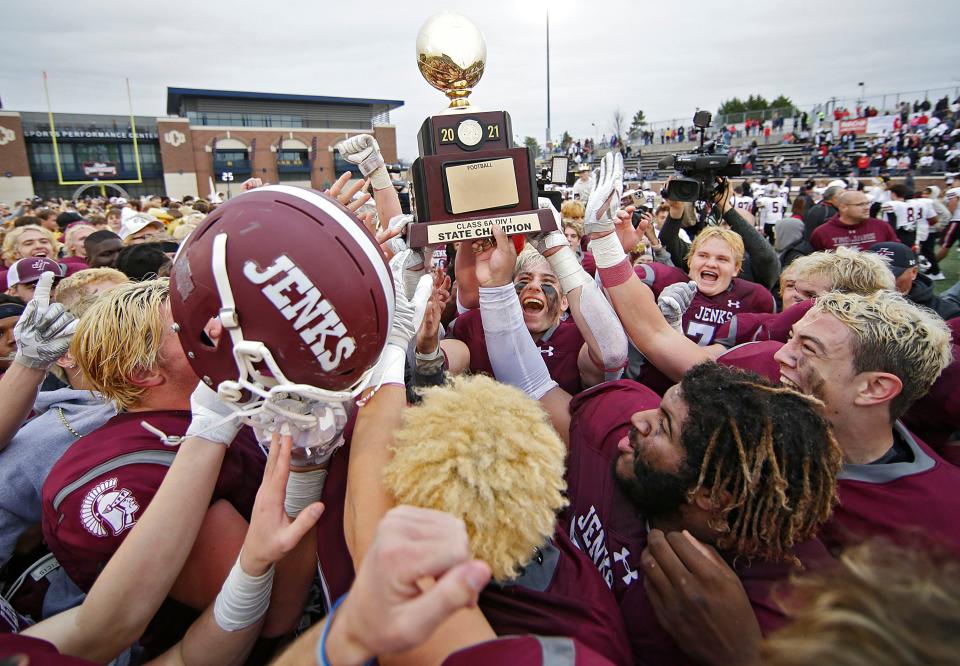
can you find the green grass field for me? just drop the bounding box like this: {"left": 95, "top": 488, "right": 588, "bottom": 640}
{"left": 934, "top": 250, "right": 960, "bottom": 296}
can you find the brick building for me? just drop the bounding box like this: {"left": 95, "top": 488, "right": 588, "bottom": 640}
{"left": 0, "top": 87, "right": 402, "bottom": 202}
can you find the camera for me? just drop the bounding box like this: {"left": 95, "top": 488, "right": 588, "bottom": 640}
{"left": 659, "top": 111, "right": 741, "bottom": 203}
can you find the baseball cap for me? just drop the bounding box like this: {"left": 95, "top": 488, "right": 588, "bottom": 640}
{"left": 7, "top": 257, "right": 66, "bottom": 287}
{"left": 56, "top": 211, "right": 85, "bottom": 229}
{"left": 827, "top": 179, "right": 848, "bottom": 189}
{"left": 118, "top": 211, "right": 164, "bottom": 241}
{"left": 867, "top": 242, "right": 917, "bottom": 277}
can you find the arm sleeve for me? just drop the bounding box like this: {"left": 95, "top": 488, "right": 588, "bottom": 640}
{"left": 724, "top": 208, "right": 780, "bottom": 290}
{"left": 658, "top": 215, "right": 690, "bottom": 270}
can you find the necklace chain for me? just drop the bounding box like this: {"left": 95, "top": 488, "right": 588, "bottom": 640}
{"left": 56, "top": 407, "right": 83, "bottom": 439}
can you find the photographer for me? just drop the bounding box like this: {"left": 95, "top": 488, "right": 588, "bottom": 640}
{"left": 657, "top": 181, "right": 781, "bottom": 290}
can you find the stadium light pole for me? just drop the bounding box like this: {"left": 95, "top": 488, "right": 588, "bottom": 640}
{"left": 858, "top": 81, "right": 865, "bottom": 105}
{"left": 545, "top": 9, "right": 551, "bottom": 154}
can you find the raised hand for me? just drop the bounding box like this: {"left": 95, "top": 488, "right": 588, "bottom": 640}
{"left": 239, "top": 431, "right": 325, "bottom": 576}
{"left": 13, "top": 271, "right": 77, "bottom": 370}
{"left": 325, "top": 506, "right": 492, "bottom": 664}
{"left": 584, "top": 151, "right": 624, "bottom": 235}
{"left": 326, "top": 172, "right": 371, "bottom": 213}
{"left": 334, "top": 134, "right": 392, "bottom": 191}
{"left": 657, "top": 281, "right": 698, "bottom": 331}
{"left": 474, "top": 225, "right": 517, "bottom": 288}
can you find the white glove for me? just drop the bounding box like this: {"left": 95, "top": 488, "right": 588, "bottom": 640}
{"left": 369, "top": 250, "right": 433, "bottom": 388}
{"left": 657, "top": 281, "right": 698, "bottom": 332}
{"left": 527, "top": 229, "right": 569, "bottom": 256}
{"left": 13, "top": 272, "right": 77, "bottom": 370}
{"left": 186, "top": 382, "right": 242, "bottom": 446}
{"left": 584, "top": 152, "right": 624, "bottom": 235}
{"left": 335, "top": 134, "right": 392, "bottom": 191}
{"left": 382, "top": 215, "right": 426, "bottom": 298}
{"left": 383, "top": 214, "right": 414, "bottom": 256}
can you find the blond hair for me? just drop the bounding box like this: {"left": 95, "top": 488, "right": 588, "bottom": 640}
{"left": 2, "top": 225, "right": 61, "bottom": 264}
{"left": 560, "top": 199, "right": 585, "bottom": 220}
{"left": 562, "top": 219, "right": 584, "bottom": 239}
{"left": 763, "top": 540, "right": 960, "bottom": 666}
{"left": 55, "top": 268, "right": 129, "bottom": 311}
{"left": 814, "top": 291, "right": 952, "bottom": 420}
{"left": 789, "top": 246, "right": 894, "bottom": 294}
{"left": 63, "top": 223, "right": 95, "bottom": 256}
{"left": 384, "top": 375, "right": 567, "bottom": 582}
{"left": 71, "top": 279, "right": 170, "bottom": 410}
{"left": 686, "top": 226, "right": 745, "bottom": 270}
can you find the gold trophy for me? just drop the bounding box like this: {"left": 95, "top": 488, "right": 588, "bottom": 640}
{"left": 407, "top": 12, "right": 557, "bottom": 248}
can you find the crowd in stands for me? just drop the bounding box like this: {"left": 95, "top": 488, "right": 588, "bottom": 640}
{"left": 0, "top": 123, "right": 958, "bottom": 666}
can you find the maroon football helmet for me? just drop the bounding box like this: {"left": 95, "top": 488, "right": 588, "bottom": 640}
{"left": 170, "top": 186, "right": 394, "bottom": 418}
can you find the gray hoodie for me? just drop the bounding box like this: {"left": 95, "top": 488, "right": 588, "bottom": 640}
{"left": 0, "top": 387, "right": 115, "bottom": 617}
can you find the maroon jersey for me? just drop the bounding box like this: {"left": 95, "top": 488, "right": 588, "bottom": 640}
{"left": 717, "top": 340, "right": 784, "bottom": 383}
{"left": 0, "top": 634, "right": 96, "bottom": 665}
{"left": 821, "top": 424, "right": 960, "bottom": 556}
{"left": 41, "top": 411, "right": 264, "bottom": 591}
{"left": 809, "top": 214, "right": 899, "bottom": 251}
{"left": 621, "top": 538, "right": 831, "bottom": 666}
{"left": 478, "top": 526, "right": 632, "bottom": 666}
{"left": 902, "top": 344, "right": 960, "bottom": 462}
{"left": 715, "top": 300, "right": 814, "bottom": 347}
{"left": 564, "top": 376, "right": 830, "bottom": 663}
{"left": 443, "top": 635, "right": 614, "bottom": 665}
{"left": 636, "top": 263, "right": 775, "bottom": 346}
{"left": 564, "top": 380, "right": 660, "bottom": 596}
{"left": 450, "top": 309, "right": 585, "bottom": 395}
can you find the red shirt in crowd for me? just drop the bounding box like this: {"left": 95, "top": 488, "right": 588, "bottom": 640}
{"left": 809, "top": 214, "right": 899, "bottom": 251}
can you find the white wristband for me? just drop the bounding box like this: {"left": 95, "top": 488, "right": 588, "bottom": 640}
{"left": 588, "top": 232, "right": 628, "bottom": 269}
{"left": 284, "top": 467, "right": 328, "bottom": 518}
{"left": 545, "top": 245, "right": 593, "bottom": 294}
{"left": 213, "top": 555, "right": 276, "bottom": 632}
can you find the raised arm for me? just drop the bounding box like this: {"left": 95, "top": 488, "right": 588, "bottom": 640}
{"left": 0, "top": 272, "right": 74, "bottom": 450}
{"left": 24, "top": 384, "right": 241, "bottom": 663}
{"left": 475, "top": 225, "right": 572, "bottom": 443}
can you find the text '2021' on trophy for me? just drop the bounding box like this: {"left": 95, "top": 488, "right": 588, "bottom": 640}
{"left": 406, "top": 12, "right": 557, "bottom": 248}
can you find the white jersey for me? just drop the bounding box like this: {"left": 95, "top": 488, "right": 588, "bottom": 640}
{"left": 869, "top": 187, "right": 891, "bottom": 205}
{"left": 881, "top": 200, "right": 936, "bottom": 242}
{"left": 732, "top": 195, "right": 754, "bottom": 212}
{"left": 778, "top": 185, "right": 791, "bottom": 201}
{"left": 572, "top": 176, "right": 595, "bottom": 202}
{"left": 946, "top": 187, "right": 960, "bottom": 222}
{"left": 749, "top": 183, "right": 764, "bottom": 198}
{"left": 641, "top": 188, "right": 656, "bottom": 208}
{"left": 755, "top": 196, "right": 787, "bottom": 227}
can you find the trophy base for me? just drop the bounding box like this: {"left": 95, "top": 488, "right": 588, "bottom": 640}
{"left": 406, "top": 208, "right": 558, "bottom": 248}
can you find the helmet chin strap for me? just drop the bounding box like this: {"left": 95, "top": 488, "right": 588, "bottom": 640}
{"left": 207, "top": 232, "right": 386, "bottom": 432}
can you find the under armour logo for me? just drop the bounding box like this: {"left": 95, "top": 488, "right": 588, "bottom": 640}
{"left": 613, "top": 547, "right": 639, "bottom": 586}
{"left": 540, "top": 346, "right": 555, "bottom": 357}
{"left": 727, "top": 300, "right": 741, "bottom": 309}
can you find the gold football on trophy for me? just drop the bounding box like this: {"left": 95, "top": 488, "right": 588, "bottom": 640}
{"left": 416, "top": 12, "right": 487, "bottom": 110}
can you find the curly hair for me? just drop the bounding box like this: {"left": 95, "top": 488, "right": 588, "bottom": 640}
{"left": 55, "top": 267, "right": 129, "bottom": 310}
{"left": 678, "top": 363, "right": 842, "bottom": 565}
{"left": 763, "top": 539, "right": 960, "bottom": 666}
{"left": 814, "top": 291, "right": 952, "bottom": 420}
{"left": 560, "top": 199, "right": 585, "bottom": 221}
{"left": 384, "top": 375, "right": 568, "bottom": 582}
{"left": 789, "top": 246, "right": 894, "bottom": 295}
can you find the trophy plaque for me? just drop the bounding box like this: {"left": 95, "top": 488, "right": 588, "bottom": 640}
{"left": 406, "top": 13, "right": 557, "bottom": 248}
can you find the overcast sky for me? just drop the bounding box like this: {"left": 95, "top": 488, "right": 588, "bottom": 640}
{"left": 2, "top": 0, "right": 957, "bottom": 161}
